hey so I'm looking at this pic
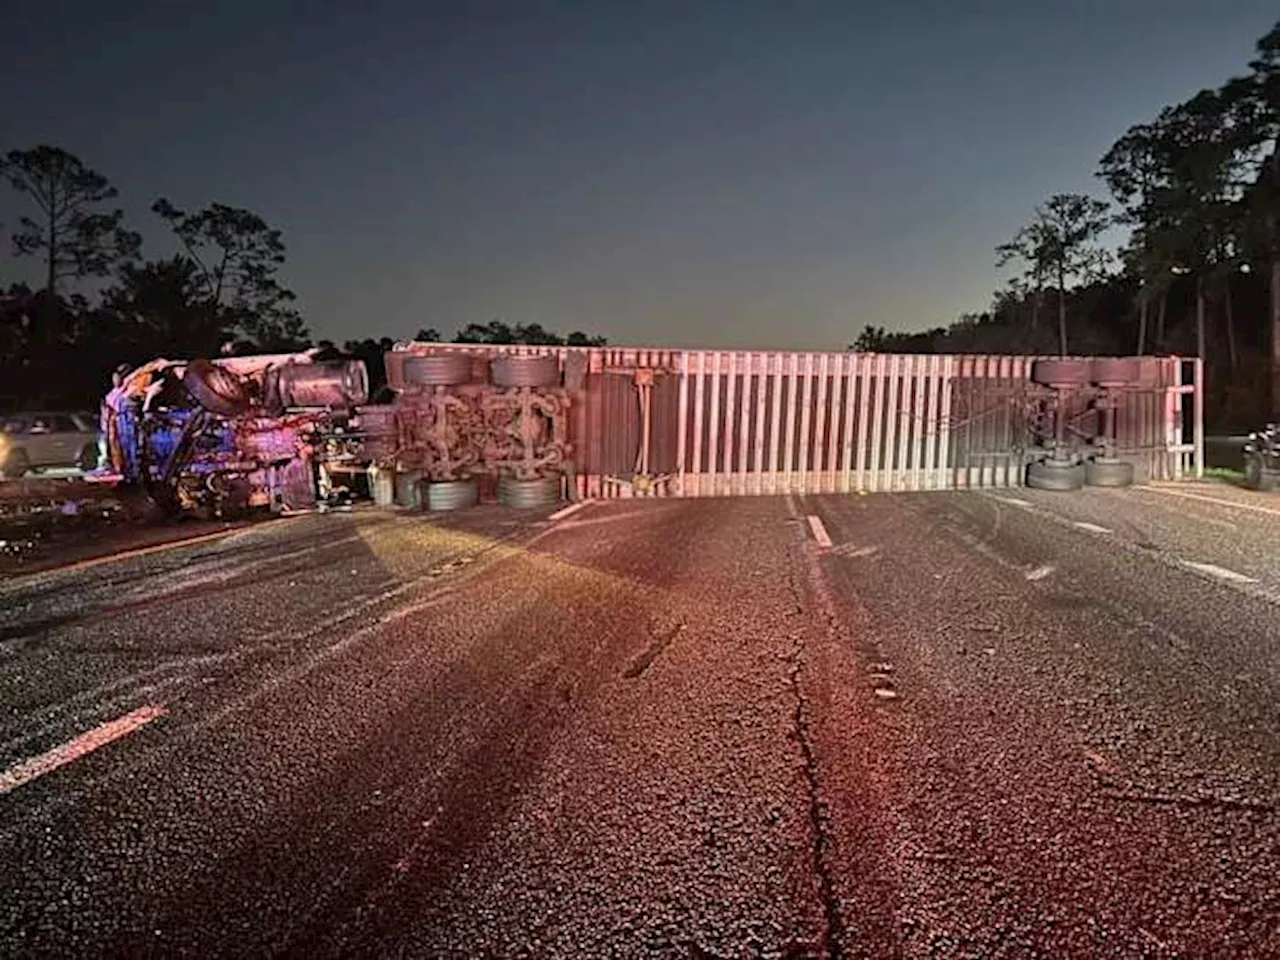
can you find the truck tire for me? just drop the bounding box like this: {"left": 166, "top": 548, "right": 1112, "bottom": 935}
{"left": 497, "top": 475, "right": 561, "bottom": 508}
{"left": 402, "top": 354, "right": 473, "bottom": 387}
{"left": 1084, "top": 457, "right": 1135, "bottom": 487}
{"left": 184, "top": 359, "right": 251, "bottom": 416}
{"left": 492, "top": 355, "right": 560, "bottom": 389}
{"left": 1244, "top": 455, "right": 1280, "bottom": 492}
{"left": 426, "top": 478, "right": 479, "bottom": 512}
{"left": 1026, "top": 458, "right": 1085, "bottom": 491}
{"left": 1031, "top": 359, "right": 1092, "bottom": 387}
{"left": 1090, "top": 358, "right": 1142, "bottom": 387}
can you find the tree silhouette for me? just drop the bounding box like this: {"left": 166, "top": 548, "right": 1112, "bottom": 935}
{"left": 102, "top": 256, "right": 227, "bottom": 359}
{"left": 1100, "top": 116, "right": 1205, "bottom": 354}
{"left": 1239, "top": 23, "right": 1280, "bottom": 411}
{"left": 0, "top": 145, "right": 141, "bottom": 297}
{"left": 1104, "top": 87, "right": 1261, "bottom": 366}
{"left": 996, "top": 220, "right": 1054, "bottom": 341}
{"left": 152, "top": 199, "right": 310, "bottom": 352}
{"left": 998, "top": 194, "right": 1112, "bottom": 355}
{"left": 452, "top": 320, "right": 606, "bottom": 345}
{"left": 455, "top": 320, "right": 517, "bottom": 344}
{"left": 851, "top": 325, "right": 888, "bottom": 351}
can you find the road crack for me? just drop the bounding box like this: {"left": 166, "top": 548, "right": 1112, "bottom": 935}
{"left": 784, "top": 544, "right": 847, "bottom": 960}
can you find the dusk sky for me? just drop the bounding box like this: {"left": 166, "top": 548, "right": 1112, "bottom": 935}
{"left": 2, "top": 1, "right": 1277, "bottom": 350}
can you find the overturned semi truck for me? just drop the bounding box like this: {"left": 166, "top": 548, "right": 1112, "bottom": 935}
{"left": 101, "top": 344, "right": 577, "bottom": 517}
{"left": 102, "top": 351, "right": 372, "bottom": 516}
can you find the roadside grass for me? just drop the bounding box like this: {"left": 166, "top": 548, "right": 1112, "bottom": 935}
{"left": 1203, "top": 466, "right": 1245, "bottom": 486}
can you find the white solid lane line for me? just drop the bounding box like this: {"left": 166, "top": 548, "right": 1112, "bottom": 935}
{"left": 806, "top": 515, "right": 833, "bottom": 549}
{"left": 0, "top": 704, "right": 167, "bottom": 796}
{"left": 1072, "top": 521, "right": 1113, "bottom": 534}
{"left": 1180, "top": 561, "right": 1259, "bottom": 585}
{"left": 993, "top": 496, "right": 1033, "bottom": 507}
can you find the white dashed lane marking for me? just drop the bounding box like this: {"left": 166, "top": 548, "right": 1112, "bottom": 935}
{"left": 0, "top": 704, "right": 167, "bottom": 796}
{"left": 1072, "top": 521, "right": 1113, "bottom": 534}
{"left": 980, "top": 490, "right": 1273, "bottom": 600}
{"left": 1180, "top": 561, "right": 1258, "bottom": 585}
{"left": 548, "top": 499, "right": 594, "bottom": 522}
{"left": 1139, "top": 486, "right": 1280, "bottom": 518}
{"left": 993, "top": 496, "right": 1033, "bottom": 507}
{"left": 806, "top": 515, "right": 833, "bottom": 549}
{"left": 831, "top": 543, "right": 879, "bottom": 558}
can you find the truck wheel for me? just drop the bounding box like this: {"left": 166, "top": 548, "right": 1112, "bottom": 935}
{"left": 1084, "top": 458, "right": 1135, "bottom": 487}
{"left": 426, "top": 478, "right": 479, "bottom": 512}
{"left": 1090, "top": 358, "right": 1142, "bottom": 386}
{"left": 184, "top": 359, "right": 251, "bottom": 416}
{"left": 1026, "top": 458, "right": 1085, "bottom": 491}
{"left": 497, "top": 475, "right": 562, "bottom": 508}
{"left": 1031, "top": 359, "right": 1092, "bottom": 387}
{"left": 1244, "top": 456, "right": 1280, "bottom": 492}
{"left": 402, "top": 354, "right": 473, "bottom": 387}
{"left": 492, "top": 355, "right": 560, "bottom": 389}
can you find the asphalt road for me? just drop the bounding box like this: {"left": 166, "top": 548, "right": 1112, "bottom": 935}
{"left": 1, "top": 486, "right": 1278, "bottom": 958}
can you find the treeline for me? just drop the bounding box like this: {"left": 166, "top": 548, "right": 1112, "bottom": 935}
{"left": 856, "top": 18, "right": 1280, "bottom": 431}
{"left": 0, "top": 145, "right": 314, "bottom": 409}
{"left": 0, "top": 146, "right": 605, "bottom": 411}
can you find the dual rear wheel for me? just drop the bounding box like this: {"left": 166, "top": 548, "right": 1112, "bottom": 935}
{"left": 413, "top": 475, "right": 562, "bottom": 511}
{"left": 1026, "top": 456, "right": 1135, "bottom": 491}
{"left": 400, "top": 353, "right": 562, "bottom": 390}
{"left": 401, "top": 352, "right": 565, "bottom": 511}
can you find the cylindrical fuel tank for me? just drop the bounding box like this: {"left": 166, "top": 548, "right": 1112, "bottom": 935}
{"left": 279, "top": 360, "right": 369, "bottom": 408}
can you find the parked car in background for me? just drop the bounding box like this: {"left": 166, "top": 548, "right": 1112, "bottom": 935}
{"left": 0, "top": 412, "right": 103, "bottom": 479}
